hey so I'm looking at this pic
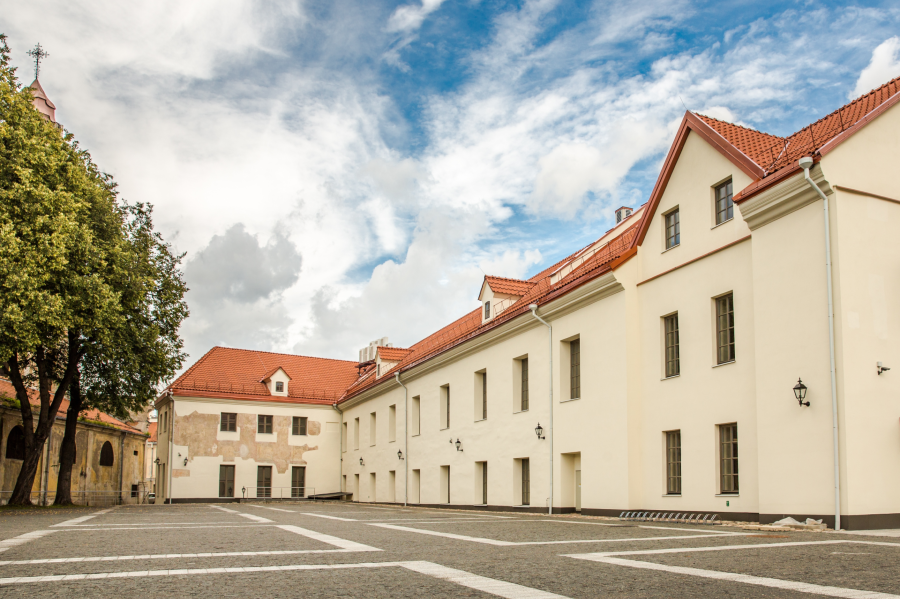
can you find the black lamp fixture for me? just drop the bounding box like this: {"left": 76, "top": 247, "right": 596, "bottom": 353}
{"left": 793, "top": 378, "right": 810, "bottom": 407}
{"left": 183, "top": 457, "right": 188, "bottom": 466}
{"left": 154, "top": 458, "right": 160, "bottom": 465}
{"left": 397, "top": 450, "right": 404, "bottom": 460}
{"left": 359, "top": 457, "right": 365, "bottom": 466}
{"left": 455, "top": 439, "right": 463, "bottom": 452}
{"left": 535, "top": 423, "right": 545, "bottom": 440}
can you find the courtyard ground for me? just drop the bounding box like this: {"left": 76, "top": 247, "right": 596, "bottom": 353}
{"left": 0, "top": 501, "right": 898, "bottom": 598}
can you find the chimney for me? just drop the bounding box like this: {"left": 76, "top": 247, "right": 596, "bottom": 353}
{"left": 615, "top": 206, "right": 633, "bottom": 223}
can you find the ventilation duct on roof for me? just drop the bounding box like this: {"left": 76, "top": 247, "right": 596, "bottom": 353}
{"left": 359, "top": 337, "right": 391, "bottom": 363}
{"left": 615, "top": 206, "right": 633, "bottom": 223}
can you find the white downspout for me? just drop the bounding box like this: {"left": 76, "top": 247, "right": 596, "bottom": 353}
{"left": 167, "top": 392, "right": 174, "bottom": 505}
{"left": 529, "top": 304, "right": 553, "bottom": 516}
{"left": 395, "top": 373, "right": 408, "bottom": 507}
{"left": 799, "top": 156, "right": 841, "bottom": 531}
{"left": 332, "top": 402, "right": 344, "bottom": 497}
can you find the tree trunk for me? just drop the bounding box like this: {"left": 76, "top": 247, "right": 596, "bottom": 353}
{"left": 8, "top": 446, "right": 42, "bottom": 505}
{"left": 54, "top": 367, "right": 82, "bottom": 505}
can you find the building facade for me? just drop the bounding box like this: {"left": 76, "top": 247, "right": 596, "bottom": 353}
{"left": 1, "top": 381, "right": 148, "bottom": 505}
{"left": 159, "top": 78, "right": 900, "bottom": 529}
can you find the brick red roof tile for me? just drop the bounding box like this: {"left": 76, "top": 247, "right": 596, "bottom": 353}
{"left": 483, "top": 276, "right": 536, "bottom": 297}
{"left": 377, "top": 347, "right": 413, "bottom": 362}
{"left": 168, "top": 346, "right": 359, "bottom": 405}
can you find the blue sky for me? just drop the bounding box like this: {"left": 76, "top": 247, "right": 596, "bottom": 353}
{"left": 5, "top": 0, "right": 900, "bottom": 367}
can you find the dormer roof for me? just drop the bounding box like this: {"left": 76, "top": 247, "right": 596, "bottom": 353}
{"left": 376, "top": 346, "right": 413, "bottom": 362}
{"left": 259, "top": 366, "right": 292, "bottom": 382}
{"left": 479, "top": 276, "right": 536, "bottom": 300}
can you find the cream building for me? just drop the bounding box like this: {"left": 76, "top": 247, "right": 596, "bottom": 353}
{"left": 159, "top": 77, "right": 900, "bottom": 529}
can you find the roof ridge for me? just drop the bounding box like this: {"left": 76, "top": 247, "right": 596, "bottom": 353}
{"left": 198, "top": 345, "right": 358, "bottom": 365}
{"left": 485, "top": 274, "right": 534, "bottom": 283}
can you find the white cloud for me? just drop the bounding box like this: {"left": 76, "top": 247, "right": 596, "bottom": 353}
{"left": 386, "top": 0, "right": 446, "bottom": 33}
{"left": 852, "top": 37, "right": 900, "bottom": 98}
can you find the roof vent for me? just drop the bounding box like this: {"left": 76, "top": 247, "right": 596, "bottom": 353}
{"left": 615, "top": 206, "right": 633, "bottom": 223}
{"left": 359, "top": 337, "right": 391, "bottom": 363}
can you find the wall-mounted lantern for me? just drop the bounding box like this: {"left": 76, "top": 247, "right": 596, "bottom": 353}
{"left": 154, "top": 458, "right": 160, "bottom": 465}
{"left": 455, "top": 439, "right": 463, "bottom": 452}
{"left": 359, "top": 457, "right": 365, "bottom": 466}
{"left": 793, "top": 378, "right": 810, "bottom": 407}
{"left": 397, "top": 450, "right": 404, "bottom": 460}
{"left": 877, "top": 362, "right": 890, "bottom": 375}
{"left": 183, "top": 457, "right": 188, "bottom": 467}
{"left": 535, "top": 423, "right": 545, "bottom": 440}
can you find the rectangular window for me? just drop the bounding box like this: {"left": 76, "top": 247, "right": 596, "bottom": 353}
{"left": 292, "top": 416, "right": 307, "bottom": 436}
{"left": 482, "top": 462, "right": 488, "bottom": 505}
{"left": 484, "top": 301, "right": 491, "bottom": 319}
{"left": 719, "top": 423, "right": 739, "bottom": 494}
{"left": 440, "top": 385, "right": 450, "bottom": 429}
{"left": 666, "top": 431, "right": 681, "bottom": 495}
{"left": 219, "top": 465, "right": 235, "bottom": 497}
{"left": 292, "top": 466, "right": 306, "bottom": 498}
{"left": 389, "top": 405, "right": 396, "bottom": 443}
{"left": 665, "top": 314, "right": 680, "bottom": 377}
{"left": 220, "top": 413, "right": 237, "bottom": 432}
{"left": 521, "top": 458, "right": 530, "bottom": 506}
{"left": 342, "top": 422, "right": 348, "bottom": 452}
{"left": 715, "top": 180, "right": 734, "bottom": 225}
{"left": 256, "top": 466, "right": 272, "bottom": 498}
{"left": 370, "top": 412, "right": 377, "bottom": 446}
{"left": 275, "top": 381, "right": 284, "bottom": 393}
{"left": 131, "top": 484, "right": 139, "bottom": 498}
{"left": 521, "top": 358, "right": 529, "bottom": 411}
{"left": 570, "top": 339, "right": 581, "bottom": 400}
{"left": 353, "top": 417, "right": 360, "bottom": 450}
{"left": 665, "top": 208, "right": 680, "bottom": 249}
{"left": 412, "top": 396, "right": 420, "bottom": 436}
{"left": 257, "top": 415, "right": 273, "bottom": 434}
{"left": 716, "top": 293, "right": 735, "bottom": 364}
{"left": 482, "top": 371, "right": 487, "bottom": 420}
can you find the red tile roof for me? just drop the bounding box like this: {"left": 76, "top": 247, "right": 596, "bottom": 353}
{"left": 0, "top": 379, "right": 143, "bottom": 434}
{"left": 148, "top": 421, "right": 158, "bottom": 443}
{"left": 341, "top": 222, "right": 639, "bottom": 401}
{"left": 377, "top": 346, "right": 413, "bottom": 362}
{"left": 705, "top": 75, "right": 900, "bottom": 201}
{"left": 483, "top": 276, "right": 537, "bottom": 297}
{"left": 167, "top": 346, "right": 359, "bottom": 405}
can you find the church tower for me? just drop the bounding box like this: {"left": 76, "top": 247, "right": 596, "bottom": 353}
{"left": 25, "top": 43, "right": 56, "bottom": 123}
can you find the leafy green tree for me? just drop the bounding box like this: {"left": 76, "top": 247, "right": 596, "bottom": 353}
{"left": 0, "top": 36, "right": 188, "bottom": 505}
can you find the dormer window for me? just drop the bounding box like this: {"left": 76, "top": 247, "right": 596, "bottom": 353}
{"left": 484, "top": 301, "right": 491, "bottom": 320}
{"left": 275, "top": 381, "right": 284, "bottom": 393}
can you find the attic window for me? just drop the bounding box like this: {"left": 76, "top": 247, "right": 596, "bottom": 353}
{"left": 484, "top": 301, "right": 491, "bottom": 320}
{"left": 275, "top": 381, "right": 284, "bottom": 393}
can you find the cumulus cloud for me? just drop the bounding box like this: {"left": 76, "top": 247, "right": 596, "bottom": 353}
{"left": 852, "top": 37, "right": 900, "bottom": 98}
{"left": 181, "top": 224, "right": 302, "bottom": 360}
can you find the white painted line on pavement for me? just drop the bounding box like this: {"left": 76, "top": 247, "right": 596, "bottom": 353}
{"left": 0, "top": 560, "right": 566, "bottom": 597}
{"left": 0, "top": 548, "right": 370, "bottom": 566}
{"left": 54, "top": 525, "right": 273, "bottom": 531}
{"left": 276, "top": 524, "right": 380, "bottom": 552}
{"left": 52, "top": 508, "right": 115, "bottom": 527}
{"left": 402, "top": 561, "right": 568, "bottom": 599}
{"left": 58, "top": 522, "right": 241, "bottom": 527}
{"left": 301, "top": 513, "right": 357, "bottom": 521}
{"left": 209, "top": 505, "right": 239, "bottom": 513}
{"left": 582, "top": 540, "right": 848, "bottom": 557}
{"left": 564, "top": 555, "right": 898, "bottom": 599}
{"left": 246, "top": 505, "right": 294, "bottom": 513}
{"left": 370, "top": 523, "right": 744, "bottom": 547}
{"left": 237, "top": 513, "right": 273, "bottom": 523}
{"left": 0, "top": 531, "right": 55, "bottom": 553}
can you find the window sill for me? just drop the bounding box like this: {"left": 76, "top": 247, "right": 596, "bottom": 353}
{"left": 411, "top": 434, "right": 420, "bottom": 438}
{"left": 474, "top": 418, "right": 486, "bottom": 423}
{"left": 663, "top": 494, "right": 681, "bottom": 497}
{"left": 440, "top": 427, "right": 449, "bottom": 431}
{"left": 662, "top": 243, "right": 680, "bottom": 254}
{"left": 560, "top": 398, "right": 580, "bottom": 403}
{"left": 711, "top": 217, "right": 734, "bottom": 230}
{"left": 513, "top": 409, "right": 529, "bottom": 414}
{"left": 712, "top": 360, "right": 736, "bottom": 369}
{"left": 661, "top": 374, "right": 680, "bottom": 381}
{"left": 715, "top": 493, "right": 739, "bottom": 497}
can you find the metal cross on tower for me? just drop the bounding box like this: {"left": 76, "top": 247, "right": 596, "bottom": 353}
{"left": 26, "top": 43, "right": 49, "bottom": 80}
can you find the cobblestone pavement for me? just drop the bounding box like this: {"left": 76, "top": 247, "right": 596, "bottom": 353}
{"left": 1, "top": 502, "right": 898, "bottom": 598}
